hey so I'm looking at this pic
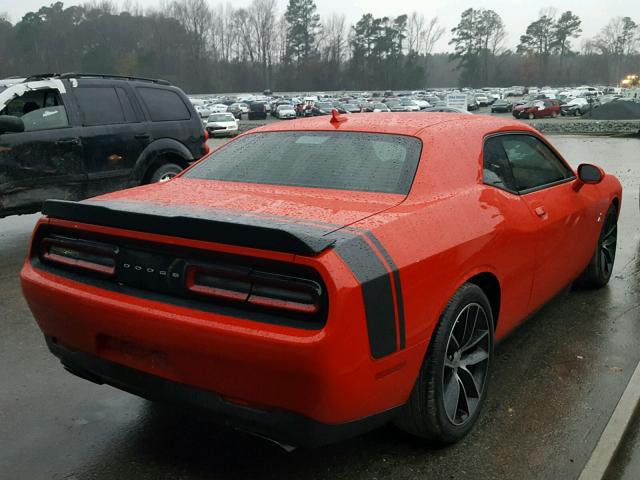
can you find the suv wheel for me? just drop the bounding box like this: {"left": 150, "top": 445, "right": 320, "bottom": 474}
{"left": 148, "top": 163, "right": 183, "bottom": 183}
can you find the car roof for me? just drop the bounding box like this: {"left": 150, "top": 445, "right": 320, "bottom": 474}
{"left": 251, "top": 112, "right": 534, "bottom": 137}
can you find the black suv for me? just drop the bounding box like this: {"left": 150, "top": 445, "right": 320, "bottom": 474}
{"left": 0, "top": 73, "right": 207, "bottom": 218}
{"left": 248, "top": 102, "right": 267, "bottom": 120}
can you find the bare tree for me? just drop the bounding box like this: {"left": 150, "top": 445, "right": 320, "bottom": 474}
{"left": 594, "top": 16, "right": 639, "bottom": 81}
{"left": 168, "top": 0, "right": 213, "bottom": 62}
{"left": 248, "top": 0, "right": 278, "bottom": 88}
{"left": 320, "top": 13, "right": 347, "bottom": 64}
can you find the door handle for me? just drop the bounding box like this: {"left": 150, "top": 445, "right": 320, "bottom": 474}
{"left": 56, "top": 138, "right": 81, "bottom": 146}
{"left": 534, "top": 206, "right": 546, "bottom": 217}
{"left": 134, "top": 133, "right": 151, "bottom": 140}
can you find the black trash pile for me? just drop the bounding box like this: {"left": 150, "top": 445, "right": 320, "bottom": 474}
{"left": 591, "top": 99, "right": 640, "bottom": 120}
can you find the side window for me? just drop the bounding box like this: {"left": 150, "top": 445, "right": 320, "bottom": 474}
{"left": 74, "top": 87, "right": 137, "bottom": 126}
{"left": 0, "top": 88, "right": 69, "bottom": 131}
{"left": 137, "top": 87, "right": 191, "bottom": 122}
{"left": 501, "top": 135, "right": 573, "bottom": 192}
{"left": 22, "top": 106, "right": 69, "bottom": 131}
{"left": 483, "top": 137, "right": 517, "bottom": 192}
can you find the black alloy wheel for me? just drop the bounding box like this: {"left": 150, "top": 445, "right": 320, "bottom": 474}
{"left": 575, "top": 204, "right": 618, "bottom": 288}
{"left": 442, "top": 302, "right": 491, "bottom": 425}
{"left": 395, "top": 283, "right": 494, "bottom": 444}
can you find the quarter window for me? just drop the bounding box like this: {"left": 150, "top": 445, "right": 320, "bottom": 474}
{"left": 137, "top": 87, "right": 191, "bottom": 122}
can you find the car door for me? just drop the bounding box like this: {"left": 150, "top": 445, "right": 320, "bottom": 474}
{"left": 496, "top": 133, "right": 598, "bottom": 309}
{"left": 0, "top": 87, "right": 85, "bottom": 216}
{"left": 70, "top": 82, "right": 149, "bottom": 198}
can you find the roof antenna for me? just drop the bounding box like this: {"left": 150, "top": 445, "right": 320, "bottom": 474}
{"left": 330, "top": 108, "right": 347, "bottom": 124}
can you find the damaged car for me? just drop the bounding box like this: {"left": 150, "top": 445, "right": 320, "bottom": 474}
{"left": 0, "top": 73, "right": 208, "bottom": 218}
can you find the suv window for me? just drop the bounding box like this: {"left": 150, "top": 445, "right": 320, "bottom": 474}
{"left": 0, "top": 88, "right": 69, "bottom": 131}
{"left": 185, "top": 131, "right": 422, "bottom": 194}
{"left": 137, "top": 87, "right": 191, "bottom": 121}
{"left": 483, "top": 135, "right": 574, "bottom": 193}
{"left": 22, "top": 106, "right": 69, "bottom": 131}
{"left": 75, "top": 87, "right": 137, "bottom": 126}
{"left": 1, "top": 88, "right": 60, "bottom": 117}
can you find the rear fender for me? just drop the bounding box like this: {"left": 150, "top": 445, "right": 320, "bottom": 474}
{"left": 130, "top": 139, "right": 194, "bottom": 184}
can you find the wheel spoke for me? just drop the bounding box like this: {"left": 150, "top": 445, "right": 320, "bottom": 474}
{"left": 444, "top": 372, "right": 460, "bottom": 421}
{"left": 453, "top": 313, "right": 468, "bottom": 347}
{"left": 461, "top": 329, "right": 489, "bottom": 353}
{"left": 604, "top": 224, "right": 617, "bottom": 240}
{"left": 457, "top": 378, "right": 470, "bottom": 419}
{"left": 457, "top": 366, "right": 481, "bottom": 399}
{"left": 462, "top": 306, "right": 480, "bottom": 347}
{"left": 461, "top": 348, "right": 489, "bottom": 367}
{"left": 602, "top": 237, "right": 617, "bottom": 251}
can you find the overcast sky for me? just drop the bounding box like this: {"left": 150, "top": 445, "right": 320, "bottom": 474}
{"left": 1, "top": 0, "right": 637, "bottom": 52}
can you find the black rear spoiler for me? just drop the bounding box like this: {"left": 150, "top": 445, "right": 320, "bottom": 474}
{"left": 41, "top": 200, "right": 336, "bottom": 256}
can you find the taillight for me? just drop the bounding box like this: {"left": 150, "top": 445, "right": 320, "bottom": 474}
{"left": 186, "top": 264, "right": 251, "bottom": 302}
{"left": 202, "top": 129, "right": 211, "bottom": 155}
{"left": 40, "top": 236, "right": 118, "bottom": 277}
{"left": 248, "top": 271, "right": 321, "bottom": 314}
{"left": 186, "top": 265, "right": 322, "bottom": 316}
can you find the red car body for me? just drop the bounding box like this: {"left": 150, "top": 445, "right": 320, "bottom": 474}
{"left": 513, "top": 99, "right": 561, "bottom": 119}
{"left": 21, "top": 113, "right": 621, "bottom": 446}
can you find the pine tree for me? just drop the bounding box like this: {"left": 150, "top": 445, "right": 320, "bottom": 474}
{"left": 284, "top": 0, "right": 321, "bottom": 63}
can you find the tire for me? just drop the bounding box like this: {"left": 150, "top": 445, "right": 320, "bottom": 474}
{"left": 148, "top": 162, "right": 183, "bottom": 183}
{"left": 552, "top": 111, "right": 559, "bottom": 118}
{"left": 395, "top": 283, "right": 494, "bottom": 444}
{"left": 575, "top": 204, "right": 618, "bottom": 289}
{"left": 528, "top": 112, "right": 535, "bottom": 119}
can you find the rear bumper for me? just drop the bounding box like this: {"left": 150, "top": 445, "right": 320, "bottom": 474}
{"left": 21, "top": 253, "right": 423, "bottom": 433}
{"left": 47, "top": 336, "right": 400, "bottom": 447}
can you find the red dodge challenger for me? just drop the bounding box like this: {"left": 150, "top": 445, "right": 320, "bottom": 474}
{"left": 21, "top": 112, "right": 621, "bottom": 447}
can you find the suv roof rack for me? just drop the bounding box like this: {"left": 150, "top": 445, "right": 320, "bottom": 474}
{"left": 23, "top": 72, "right": 171, "bottom": 86}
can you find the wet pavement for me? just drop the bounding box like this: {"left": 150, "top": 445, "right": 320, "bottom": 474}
{"left": 1, "top": 135, "right": 639, "bottom": 479}
{"left": 605, "top": 410, "right": 640, "bottom": 480}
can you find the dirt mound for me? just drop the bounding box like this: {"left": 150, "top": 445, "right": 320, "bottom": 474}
{"left": 591, "top": 100, "right": 640, "bottom": 120}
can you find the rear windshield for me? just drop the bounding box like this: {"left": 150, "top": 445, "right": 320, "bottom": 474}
{"left": 185, "top": 131, "right": 422, "bottom": 194}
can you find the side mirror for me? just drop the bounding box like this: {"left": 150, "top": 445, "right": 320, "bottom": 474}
{"left": 574, "top": 163, "right": 605, "bottom": 191}
{"left": 0, "top": 115, "right": 25, "bottom": 134}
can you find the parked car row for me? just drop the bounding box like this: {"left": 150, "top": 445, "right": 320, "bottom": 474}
{"left": 189, "top": 83, "right": 635, "bottom": 124}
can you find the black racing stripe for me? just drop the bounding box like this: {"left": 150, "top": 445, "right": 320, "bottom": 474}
{"left": 332, "top": 234, "right": 397, "bottom": 359}
{"left": 361, "top": 232, "right": 406, "bottom": 350}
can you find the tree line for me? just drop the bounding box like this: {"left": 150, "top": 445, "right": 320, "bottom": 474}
{"left": 0, "top": 1, "right": 638, "bottom": 93}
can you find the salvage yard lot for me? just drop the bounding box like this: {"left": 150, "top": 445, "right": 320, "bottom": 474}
{"left": 1, "top": 135, "right": 639, "bottom": 479}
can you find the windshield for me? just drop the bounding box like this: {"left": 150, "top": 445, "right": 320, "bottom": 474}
{"left": 208, "top": 114, "right": 234, "bottom": 122}
{"left": 185, "top": 131, "right": 422, "bottom": 194}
